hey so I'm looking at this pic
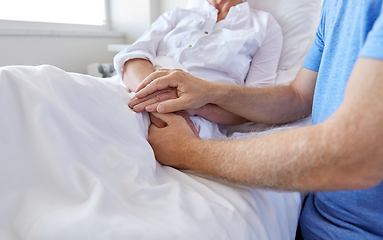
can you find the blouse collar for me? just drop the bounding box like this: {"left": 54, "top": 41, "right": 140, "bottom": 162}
{"left": 201, "top": 0, "right": 251, "bottom": 22}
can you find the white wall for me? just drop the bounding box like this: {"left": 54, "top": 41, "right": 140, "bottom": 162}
{"left": 0, "top": 35, "right": 125, "bottom": 74}
{"left": 110, "top": 0, "right": 153, "bottom": 44}
{"left": 110, "top": 0, "right": 188, "bottom": 44}
{"left": 0, "top": 0, "right": 187, "bottom": 74}
{"left": 159, "top": 0, "right": 189, "bottom": 14}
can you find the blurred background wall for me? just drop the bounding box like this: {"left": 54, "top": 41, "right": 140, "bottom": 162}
{"left": 0, "top": 0, "right": 188, "bottom": 74}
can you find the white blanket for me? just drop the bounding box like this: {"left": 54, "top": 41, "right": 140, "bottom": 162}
{"left": 0, "top": 65, "right": 301, "bottom": 240}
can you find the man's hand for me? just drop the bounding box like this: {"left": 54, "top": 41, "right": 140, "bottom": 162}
{"left": 131, "top": 69, "right": 212, "bottom": 113}
{"left": 148, "top": 113, "right": 200, "bottom": 169}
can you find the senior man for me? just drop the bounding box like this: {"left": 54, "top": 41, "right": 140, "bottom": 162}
{"left": 129, "top": 0, "right": 383, "bottom": 239}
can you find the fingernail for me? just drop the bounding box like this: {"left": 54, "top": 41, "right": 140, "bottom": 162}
{"left": 157, "top": 104, "right": 164, "bottom": 113}
{"left": 133, "top": 105, "right": 142, "bottom": 112}
{"left": 145, "top": 106, "right": 154, "bottom": 112}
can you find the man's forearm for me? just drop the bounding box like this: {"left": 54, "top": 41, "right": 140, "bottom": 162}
{"left": 178, "top": 120, "right": 380, "bottom": 192}
{"left": 207, "top": 84, "right": 304, "bottom": 124}
{"left": 206, "top": 68, "right": 317, "bottom": 124}
{"left": 179, "top": 125, "right": 324, "bottom": 191}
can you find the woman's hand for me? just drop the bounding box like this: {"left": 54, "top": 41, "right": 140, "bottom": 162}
{"left": 129, "top": 88, "right": 179, "bottom": 112}
{"left": 149, "top": 111, "right": 200, "bottom": 138}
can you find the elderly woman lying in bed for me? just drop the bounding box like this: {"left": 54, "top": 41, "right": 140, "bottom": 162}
{"left": 115, "top": 0, "right": 283, "bottom": 139}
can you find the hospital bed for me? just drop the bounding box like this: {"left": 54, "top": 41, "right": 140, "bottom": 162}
{"left": 0, "top": 0, "right": 322, "bottom": 239}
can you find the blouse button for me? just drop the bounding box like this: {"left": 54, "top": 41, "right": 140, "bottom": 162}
{"left": 188, "top": 45, "right": 192, "bottom": 48}
{"left": 205, "top": 31, "right": 208, "bottom": 34}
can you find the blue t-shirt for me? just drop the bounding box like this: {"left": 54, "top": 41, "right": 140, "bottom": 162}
{"left": 300, "top": 0, "right": 383, "bottom": 239}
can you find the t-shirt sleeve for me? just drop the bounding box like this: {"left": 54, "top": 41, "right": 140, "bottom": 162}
{"left": 359, "top": 3, "right": 383, "bottom": 60}
{"left": 302, "top": 4, "right": 326, "bottom": 72}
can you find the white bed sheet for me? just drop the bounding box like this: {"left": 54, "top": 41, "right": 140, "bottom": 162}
{"left": 0, "top": 65, "right": 301, "bottom": 240}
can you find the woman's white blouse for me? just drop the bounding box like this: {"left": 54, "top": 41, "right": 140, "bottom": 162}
{"left": 114, "top": 0, "right": 283, "bottom": 87}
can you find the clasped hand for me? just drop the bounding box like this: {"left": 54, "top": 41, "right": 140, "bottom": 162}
{"left": 129, "top": 69, "right": 209, "bottom": 114}
{"left": 128, "top": 69, "right": 210, "bottom": 138}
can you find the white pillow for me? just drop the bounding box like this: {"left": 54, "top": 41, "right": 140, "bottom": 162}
{"left": 246, "top": 0, "right": 322, "bottom": 71}
{"left": 185, "top": 0, "right": 323, "bottom": 84}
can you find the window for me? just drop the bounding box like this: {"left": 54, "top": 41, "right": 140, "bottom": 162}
{"left": 0, "top": 0, "right": 121, "bottom": 37}
{"left": 0, "top": 0, "right": 106, "bottom": 25}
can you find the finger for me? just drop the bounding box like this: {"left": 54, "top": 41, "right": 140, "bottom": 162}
{"left": 155, "top": 98, "right": 191, "bottom": 113}
{"left": 129, "top": 93, "right": 157, "bottom": 109}
{"left": 174, "top": 111, "right": 200, "bottom": 138}
{"left": 151, "top": 112, "right": 182, "bottom": 125}
{"left": 151, "top": 112, "right": 199, "bottom": 138}
{"left": 129, "top": 89, "right": 178, "bottom": 112}
{"left": 144, "top": 102, "right": 161, "bottom": 113}
{"left": 132, "top": 98, "right": 160, "bottom": 113}
{"left": 135, "top": 73, "right": 181, "bottom": 100}
{"left": 149, "top": 114, "right": 167, "bottom": 128}
{"left": 130, "top": 88, "right": 175, "bottom": 107}
{"left": 135, "top": 70, "right": 173, "bottom": 93}
{"left": 135, "top": 70, "right": 165, "bottom": 92}
{"left": 139, "top": 91, "right": 183, "bottom": 113}
{"left": 173, "top": 110, "right": 189, "bottom": 118}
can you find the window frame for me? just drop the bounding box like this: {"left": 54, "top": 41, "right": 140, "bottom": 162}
{"left": 0, "top": 0, "right": 123, "bottom": 38}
